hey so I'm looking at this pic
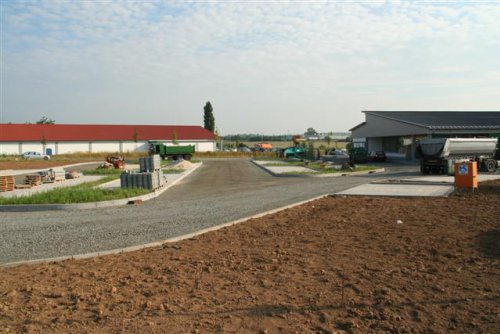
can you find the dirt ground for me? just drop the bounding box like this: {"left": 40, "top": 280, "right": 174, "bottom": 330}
{"left": 0, "top": 160, "right": 93, "bottom": 171}
{"left": 1, "top": 181, "right": 499, "bottom": 333}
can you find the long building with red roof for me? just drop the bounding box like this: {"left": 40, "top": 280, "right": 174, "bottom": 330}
{"left": 0, "top": 123, "right": 216, "bottom": 155}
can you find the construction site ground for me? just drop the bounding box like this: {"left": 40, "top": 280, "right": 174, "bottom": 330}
{"left": 0, "top": 160, "right": 197, "bottom": 200}
{"left": 1, "top": 179, "right": 498, "bottom": 333}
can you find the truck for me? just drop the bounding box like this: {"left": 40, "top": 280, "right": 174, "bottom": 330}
{"left": 415, "top": 138, "right": 499, "bottom": 175}
{"left": 149, "top": 142, "right": 195, "bottom": 160}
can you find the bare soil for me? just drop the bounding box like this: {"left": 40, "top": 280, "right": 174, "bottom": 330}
{"left": 0, "top": 160, "right": 94, "bottom": 171}
{"left": 1, "top": 181, "right": 499, "bottom": 333}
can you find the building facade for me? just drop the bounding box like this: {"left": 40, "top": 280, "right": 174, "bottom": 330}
{"left": 0, "top": 124, "right": 216, "bottom": 155}
{"left": 350, "top": 111, "right": 500, "bottom": 159}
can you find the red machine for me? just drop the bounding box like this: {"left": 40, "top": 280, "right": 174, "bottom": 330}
{"left": 105, "top": 156, "right": 125, "bottom": 169}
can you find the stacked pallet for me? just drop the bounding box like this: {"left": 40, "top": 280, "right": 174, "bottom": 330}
{"left": 0, "top": 175, "right": 15, "bottom": 192}
{"left": 139, "top": 155, "right": 162, "bottom": 172}
{"left": 25, "top": 174, "right": 42, "bottom": 187}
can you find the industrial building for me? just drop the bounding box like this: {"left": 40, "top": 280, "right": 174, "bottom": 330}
{"left": 0, "top": 123, "right": 216, "bottom": 155}
{"left": 350, "top": 111, "right": 500, "bottom": 160}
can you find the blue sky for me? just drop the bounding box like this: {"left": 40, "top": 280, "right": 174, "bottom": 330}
{"left": 1, "top": 0, "right": 499, "bottom": 134}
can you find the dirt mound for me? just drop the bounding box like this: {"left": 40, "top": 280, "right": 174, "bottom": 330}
{"left": 1, "top": 181, "right": 499, "bottom": 333}
{"left": 167, "top": 159, "right": 193, "bottom": 170}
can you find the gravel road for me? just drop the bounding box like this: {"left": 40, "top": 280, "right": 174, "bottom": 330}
{"left": 0, "top": 159, "right": 416, "bottom": 263}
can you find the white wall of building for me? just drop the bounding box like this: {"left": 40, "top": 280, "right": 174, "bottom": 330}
{"left": 0, "top": 143, "right": 21, "bottom": 155}
{"left": 57, "top": 142, "right": 91, "bottom": 154}
{"left": 195, "top": 142, "right": 216, "bottom": 152}
{"left": 1, "top": 140, "right": 216, "bottom": 155}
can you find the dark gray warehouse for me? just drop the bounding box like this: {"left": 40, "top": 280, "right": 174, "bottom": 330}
{"left": 350, "top": 111, "right": 500, "bottom": 160}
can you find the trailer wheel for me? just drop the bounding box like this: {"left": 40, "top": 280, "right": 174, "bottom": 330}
{"left": 485, "top": 159, "right": 496, "bottom": 172}
{"left": 184, "top": 154, "right": 192, "bottom": 161}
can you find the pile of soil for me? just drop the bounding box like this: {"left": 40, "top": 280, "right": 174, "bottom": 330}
{"left": 167, "top": 160, "right": 193, "bottom": 170}
{"left": 1, "top": 181, "right": 499, "bottom": 333}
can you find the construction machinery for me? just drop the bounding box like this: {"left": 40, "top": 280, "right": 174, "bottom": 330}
{"left": 149, "top": 142, "right": 195, "bottom": 160}
{"left": 283, "top": 146, "right": 306, "bottom": 158}
{"left": 283, "top": 135, "right": 306, "bottom": 158}
{"left": 415, "top": 137, "right": 499, "bottom": 174}
{"left": 106, "top": 156, "right": 125, "bottom": 169}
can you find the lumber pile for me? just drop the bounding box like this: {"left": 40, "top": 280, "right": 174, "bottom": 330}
{"left": 25, "top": 174, "right": 42, "bottom": 187}
{"left": 0, "top": 175, "right": 15, "bottom": 192}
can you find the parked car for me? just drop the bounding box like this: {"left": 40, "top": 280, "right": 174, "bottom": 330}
{"left": 368, "top": 151, "right": 387, "bottom": 162}
{"left": 321, "top": 150, "right": 350, "bottom": 164}
{"left": 238, "top": 147, "right": 252, "bottom": 152}
{"left": 22, "top": 151, "right": 50, "bottom": 160}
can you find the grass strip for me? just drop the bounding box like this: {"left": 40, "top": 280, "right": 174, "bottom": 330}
{"left": 162, "top": 168, "right": 184, "bottom": 174}
{"left": 82, "top": 169, "right": 123, "bottom": 175}
{"left": 0, "top": 175, "right": 150, "bottom": 205}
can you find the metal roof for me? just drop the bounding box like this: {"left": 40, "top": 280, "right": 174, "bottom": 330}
{"left": 363, "top": 111, "right": 500, "bottom": 131}
{"left": 0, "top": 124, "right": 215, "bottom": 142}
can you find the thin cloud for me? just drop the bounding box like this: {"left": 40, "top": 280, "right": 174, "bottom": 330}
{"left": 1, "top": 1, "right": 499, "bottom": 133}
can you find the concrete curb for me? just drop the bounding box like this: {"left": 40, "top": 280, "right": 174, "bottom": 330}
{"left": 372, "top": 179, "right": 454, "bottom": 186}
{"left": 1, "top": 193, "right": 329, "bottom": 267}
{"left": 251, "top": 159, "right": 303, "bottom": 177}
{"left": 0, "top": 163, "right": 202, "bottom": 212}
{"left": 331, "top": 187, "right": 456, "bottom": 198}
{"left": 251, "top": 160, "right": 385, "bottom": 177}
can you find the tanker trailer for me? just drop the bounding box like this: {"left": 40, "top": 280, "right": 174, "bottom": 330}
{"left": 415, "top": 138, "right": 499, "bottom": 175}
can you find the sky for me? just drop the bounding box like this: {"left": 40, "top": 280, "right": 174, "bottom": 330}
{"left": 1, "top": 1, "right": 500, "bottom": 135}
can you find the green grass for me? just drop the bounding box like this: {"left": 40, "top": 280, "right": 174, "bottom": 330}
{"left": 162, "top": 168, "right": 184, "bottom": 174}
{"left": 82, "top": 168, "right": 123, "bottom": 175}
{"left": 0, "top": 175, "right": 150, "bottom": 205}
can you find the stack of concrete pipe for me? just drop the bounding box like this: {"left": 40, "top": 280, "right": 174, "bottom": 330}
{"left": 120, "top": 155, "right": 165, "bottom": 190}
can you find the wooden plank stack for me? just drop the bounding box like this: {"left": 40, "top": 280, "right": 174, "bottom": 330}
{"left": 0, "top": 175, "right": 15, "bottom": 192}
{"left": 25, "top": 174, "right": 42, "bottom": 187}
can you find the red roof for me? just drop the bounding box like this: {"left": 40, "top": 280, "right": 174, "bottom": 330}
{"left": 0, "top": 124, "right": 215, "bottom": 142}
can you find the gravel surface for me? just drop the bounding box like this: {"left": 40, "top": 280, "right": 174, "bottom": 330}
{"left": 0, "top": 159, "right": 415, "bottom": 263}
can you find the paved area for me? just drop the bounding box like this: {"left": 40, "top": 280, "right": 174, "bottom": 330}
{"left": 335, "top": 183, "right": 455, "bottom": 197}
{"left": 335, "top": 171, "right": 500, "bottom": 197}
{"left": 0, "top": 159, "right": 376, "bottom": 264}
{"left": 408, "top": 174, "right": 500, "bottom": 184}
{"left": 253, "top": 160, "right": 316, "bottom": 174}
{"left": 252, "top": 160, "right": 385, "bottom": 176}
